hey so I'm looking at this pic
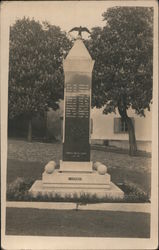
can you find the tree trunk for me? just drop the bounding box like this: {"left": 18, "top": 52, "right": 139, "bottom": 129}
{"left": 118, "top": 105, "right": 137, "bottom": 156}
{"left": 125, "top": 116, "right": 137, "bottom": 156}
{"left": 44, "top": 111, "right": 48, "bottom": 141}
{"left": 27, "top": 118, "right": 32, "bottom": 142}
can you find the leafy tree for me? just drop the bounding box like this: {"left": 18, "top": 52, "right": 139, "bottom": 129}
{"left": 88, "top": 7, "right": 153, "bottom": 155}
{"left": 8, "top": 17, "right": 71, "bottom": 141}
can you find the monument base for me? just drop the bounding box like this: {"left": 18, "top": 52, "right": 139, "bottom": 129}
{"left": 29, "top": 169, "right": 124, "bottom": 199}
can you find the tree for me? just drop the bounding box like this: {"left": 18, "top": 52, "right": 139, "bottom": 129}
{"left": 88, "top": 7, "right": 153, "bottom": 155}
{"left": 8, "top": 17, "right": 71, "bottom": 141}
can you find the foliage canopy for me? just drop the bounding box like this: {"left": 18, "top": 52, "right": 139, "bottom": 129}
{"left": 88, "top": 7, "right": 153, "bottom": 117}
{"left": 8, "top": 17, "right": 71, "bottom": 120}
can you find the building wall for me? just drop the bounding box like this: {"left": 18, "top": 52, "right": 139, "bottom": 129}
{"left": 47, "top": 101, "right": 152, "bottom": 152}
{"left": 91, "top": 107, "right": 152, "bottom": 152}
{"left": 91, "top": 107, "right": 152, "bottom": 141}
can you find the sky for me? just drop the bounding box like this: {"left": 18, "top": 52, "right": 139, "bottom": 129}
{"left": 3, "top": 1, "right": 110, "bottom": 32}
{"left": 2, "top": 1, "right": 154, "bottom": 38}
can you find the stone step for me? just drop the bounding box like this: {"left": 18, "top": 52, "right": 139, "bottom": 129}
{"left": 29, "top": 180, "right": 124, "bottom": 199}
{"left": 43, "top": 183, "right": 111, "bottom": 189}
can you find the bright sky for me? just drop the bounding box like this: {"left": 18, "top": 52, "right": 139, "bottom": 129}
{"left": 2, "top": 1, "right": 154, "bottom": 38}
{"left": 2, "top": 1, "right": 111, "bottom": 29}
{"left": 1, "top": 1, "right": 114, "bottom": 39}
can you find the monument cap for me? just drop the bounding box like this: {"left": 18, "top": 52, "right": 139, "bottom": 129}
{"left": 64, "top": 38, "right": 94, "bottom": 73}
{"left": 66, "top": 38, "right": 92, "bottom": 60}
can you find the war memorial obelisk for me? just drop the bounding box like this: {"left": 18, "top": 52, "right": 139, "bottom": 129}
{"left": 30, "top": 33, "right": 124, "bottom": 199}
{"left": 61, "top": 35, "right": 93, "bottom": 171}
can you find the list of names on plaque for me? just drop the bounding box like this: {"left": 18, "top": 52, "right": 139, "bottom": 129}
{"left": 63, "top": 76, "right": 92, "bottom": 161}
{"left": 65, "top": 82, "right": 90, "bottom": 118}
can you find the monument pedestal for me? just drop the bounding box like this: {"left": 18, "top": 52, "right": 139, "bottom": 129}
{"left": 29, "top": 168, "right": 124, "bottom": 199}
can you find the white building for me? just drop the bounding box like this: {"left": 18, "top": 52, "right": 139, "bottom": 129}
{"left": 91, "top": 107, "right": 152, "bottom": 153}
{"left": 47, "top": 101, "right": 152, "bottom": 153}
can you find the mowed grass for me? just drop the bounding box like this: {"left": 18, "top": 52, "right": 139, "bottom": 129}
{"left": 7, "top": 139, "right": 151, "bottom": 194}
{"left": 6, "top": 140, "right": 151, "bottom": 238}
{"left": 6, "top": 208, "right": 150, "bottom": 238}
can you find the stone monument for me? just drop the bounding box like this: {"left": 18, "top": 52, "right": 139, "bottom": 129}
{"left": 30, "top": 34, "right": 124, "bottom": 199}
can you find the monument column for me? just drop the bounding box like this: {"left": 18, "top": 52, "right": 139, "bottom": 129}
{"left": 60, "top": 37, "right": 94, "bottom": 172}
{"left": 29, "top": 33, "right": 124, "bottom": 200}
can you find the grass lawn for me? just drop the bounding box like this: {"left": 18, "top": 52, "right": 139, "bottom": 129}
{"left": 6, "top": 140, "right": 151, "bottom": 238}
{"left": 7, "top": 159, "right": 44, "bottom": 184}
{"left": 7, "top": 139, "right": 151, "bottom": 195}
{"left": 6, "top": 208, "right": 150, "bottom": 238}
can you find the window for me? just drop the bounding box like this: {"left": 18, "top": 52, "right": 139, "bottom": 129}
{"left": 114, "top": 117, "right": 134, "bottom": 133}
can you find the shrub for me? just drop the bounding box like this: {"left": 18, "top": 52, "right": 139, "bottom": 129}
{"left": 118, "top": 181, "right": 150, "bottom": 202}
{"left": 7, "top": 177, "right": 35, "bottom": 201}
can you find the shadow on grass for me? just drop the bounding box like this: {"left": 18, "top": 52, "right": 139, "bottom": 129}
{"left": 7, "top": 159, "right": 45, "bottom": 184}
{"left": 6, "top": 207, "right": 150, "bottom": 238}
{"left": 108, "top": 167, "right": 151, "bottom": 195}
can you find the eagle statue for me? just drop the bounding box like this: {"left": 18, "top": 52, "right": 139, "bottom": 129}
{"left": 69, "top": 26, "right": 91, "bottom": 37}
